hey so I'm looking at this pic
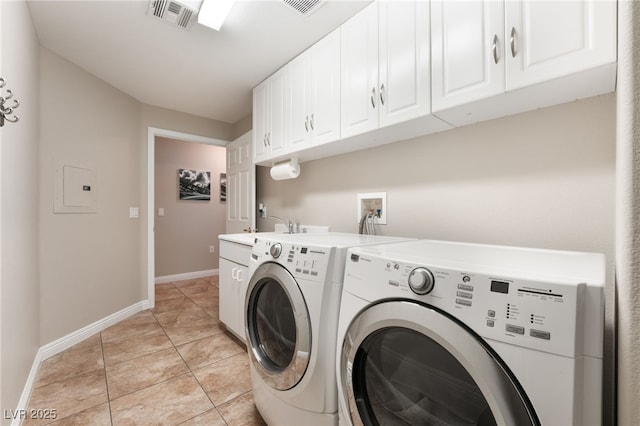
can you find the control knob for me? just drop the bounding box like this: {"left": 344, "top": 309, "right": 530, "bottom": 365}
{"left": 408, "top": 267, "right": 435, "bottom": 295}
{"left": 270, "top": 243, "right": 282, "bottom": 259}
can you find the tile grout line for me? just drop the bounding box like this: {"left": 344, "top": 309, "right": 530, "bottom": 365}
{"left": 164, "top": 278, "right": 233, "bottom": 425}
{"left": 99, "top": 331, "right": 115, "bottom": 426}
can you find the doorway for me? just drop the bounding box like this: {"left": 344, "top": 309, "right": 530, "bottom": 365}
{"left": 146, "top": 127, "right": 228, "bottom": 308}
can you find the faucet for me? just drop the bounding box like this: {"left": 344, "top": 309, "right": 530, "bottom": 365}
{"left": 271, "top": 215, "right": 293, "bottom": 234}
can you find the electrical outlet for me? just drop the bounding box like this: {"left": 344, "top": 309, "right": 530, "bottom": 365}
{"left": 209, "top": 245, "right": 215, "bottom": 254}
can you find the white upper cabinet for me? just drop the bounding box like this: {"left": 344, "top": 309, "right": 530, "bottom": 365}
{"left": 431, "top": 0, "right": 617, "bottom": 120}
{"left": 341, "top": 0, "right": 432, "bottom": 139}
{"left": 505, "top": 0, "right": 617, "bottom": 90}
{"left": 341, "top": 3, "right": 379, "bottom": 138}
{"left": 431, "top": 0, "right": 505, "bottom": 111}
{"left": 378, "top": 0, "right": 431, "bottom": 128}
{"left": 253, "top": 66, "right": 288, "bottom": 163}
{"left": 289, "top": 29, "right": 341, "bottom": 152}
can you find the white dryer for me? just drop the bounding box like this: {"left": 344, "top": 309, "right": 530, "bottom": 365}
{"left": 245, "top": 233, "right": 413, "bottom": 425}
{"left": 336, "top": 240, "right": 605, "bottom": 426}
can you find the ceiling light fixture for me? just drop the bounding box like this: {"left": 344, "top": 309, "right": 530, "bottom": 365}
{"left": 198, "top": 0, "right": 236, "bottom": 31}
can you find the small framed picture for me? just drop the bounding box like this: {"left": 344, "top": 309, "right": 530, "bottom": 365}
{"left": 220, "top": 173, "right": 227, "bottom": 203}
{"left": 178, "top": 169, "right": 211, "bottom": 201}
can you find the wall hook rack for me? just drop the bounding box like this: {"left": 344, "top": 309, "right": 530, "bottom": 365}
{"left": 0, "top": 77, "right": 20, "bottom": 127}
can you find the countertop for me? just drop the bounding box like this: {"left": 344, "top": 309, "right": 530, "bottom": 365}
{"left": 218, "top": 233, "right": 261, "bottom": 246}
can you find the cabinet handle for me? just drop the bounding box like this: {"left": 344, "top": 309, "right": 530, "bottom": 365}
{"left": 310, "top": 114, "right": 314, "bottom": 130}
{"left": 492, "top": 34, "right": 500, "bottom": 64}
{"left": 231, "top": 267, "right": 238, "bottom": 280}
{"left": 379, "top": 84, "right": 385, "bottom": 106}
{"left": 263, "top": 134, "right": 267, "bottom": 147}
{"left": 304, "top": 116, "right": 309, "bottom": 132}
{"left": 510, "top": 27, "right": 517, "bottom": 57}
{"left": 371, "top": 87, "right": 376, "bottom": 109}
{"left": 267, "top": 132, "right": 271, "bottom": 146}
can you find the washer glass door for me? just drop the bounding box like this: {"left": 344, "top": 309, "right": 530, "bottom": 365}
{"left": 341, "top": 301, "right": 539, "bottom": 426}
{"left": 246, "top": 262, "right": 311, "bottom": 391}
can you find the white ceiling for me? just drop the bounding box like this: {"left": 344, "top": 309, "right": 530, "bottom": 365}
{"left": 27, "top": 0, "right": 371, "bottom": 124}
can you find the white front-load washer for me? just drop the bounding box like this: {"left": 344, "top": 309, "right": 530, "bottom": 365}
{"left": 245, "top": 233, "right": 414, "bottom": 425}
{"left": 336, "top": 240, "right": 605, "bottom": 426}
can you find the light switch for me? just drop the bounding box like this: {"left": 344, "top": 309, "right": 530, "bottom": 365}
{"left": 129, "top": 207, "right": 139, "bottom": 219}
{"left": 158, "top": 208, "right": 165, "bottom": 217}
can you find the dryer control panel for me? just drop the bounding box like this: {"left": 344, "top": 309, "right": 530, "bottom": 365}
{"left": 344, "top": 241, "right": 605, "bottom": 359}
{"left": 251, "top": 239, "right": 333, "bottom": 283}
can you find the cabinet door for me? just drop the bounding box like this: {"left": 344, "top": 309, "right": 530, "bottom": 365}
{"left": 311, "top": 29, "right": 341, "bottom": 145}
{"left": 341, "top": 2, "right": 379, "bottom": 139}
{"left": 289, "top": 50, "right": 312, "bottom": 152}
{"left": 252, "top": 80, "right": 269, "bottom": 162}
{"left": 219, "top": 258, "right": 241, "bottom": 337}
{"left": 235, "top": 263, "right": 249, "bottom": 343}
{"left": 505, "top": 0, "right": 616, "bottom": 90}
{"left": 379, "top": 0, "right": 432, "bottom": 127}
{"left": 431, "top": 0, "right": 505, "bottom": 112}
{"left": 269, "top": 66, "right": 288, "bottom": 157}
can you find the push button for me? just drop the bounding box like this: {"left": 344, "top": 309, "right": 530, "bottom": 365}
{"left": 456, "top": 298, "right": 472, "bottom": 307}
{"left": 506, "top": 324, "right": 525, "bottom": 335}
{"left": 456, "top": 291, "right": 473, "bottom": 299}
{"left": 530, "top": 329, "right": 551, "bottom": 340}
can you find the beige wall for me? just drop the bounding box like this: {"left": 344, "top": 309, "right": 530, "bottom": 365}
{"left": 0, "top": 0, "right": 41, "bottom": 418}
{"left": 37, "top": 50, "right": 235, "bottom": 345}
{"left": 38, "top": 48, "right": 143, "bottom": 344}
{"left": 154, "top": 137, "right": 227, "bottom": 277}
{"left": 257, "top": 94, "right": 617, "bottom": 420}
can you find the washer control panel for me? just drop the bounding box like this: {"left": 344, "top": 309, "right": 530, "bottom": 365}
{"left": 252, "top": 238, "right": 332, "bottom": 283}
{"left": 345, "top": 252, "right": 585, "bottom": 358}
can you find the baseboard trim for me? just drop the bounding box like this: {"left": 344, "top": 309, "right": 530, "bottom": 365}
{"left": 154, "top": 269, "right": 219, "bottom": 284}
{"left": 12, "top": 300, "right": 148, "bottom": 425}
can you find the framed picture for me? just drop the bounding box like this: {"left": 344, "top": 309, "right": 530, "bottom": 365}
{"left": 178, "top": 169, "right": 211, "bottom": 201}
{"left": 220, "top": 173, "right": 227, "bottom": 203}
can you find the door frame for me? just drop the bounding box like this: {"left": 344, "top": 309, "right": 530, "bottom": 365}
{"left": 146, "top": 127, "right": 228, "bottom": 308}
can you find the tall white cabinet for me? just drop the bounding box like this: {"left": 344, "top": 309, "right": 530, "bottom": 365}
{"left": 253, "top": 67, "right": 288, "bottom": 163}
{"left": 289, "top": 29, "right": 341, "bottom": 153}
{"left": 341, "top": 0, "right": 431, "bottom": 139}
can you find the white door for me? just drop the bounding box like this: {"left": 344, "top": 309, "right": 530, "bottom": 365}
{"left": 378, "top": 0, "right": 431, "bottom": 127}
{"left": 505, "top": 0, "right": 617, "bottom": 90}
{"left": 310, "top": 29, "right": 341, "bottom": 145}
{"left": 431, "top": 0, "right": 505, "bottom": 112}
{"left": 340, "top": 2, "right": 379, "bottom": 139}
{"left": 226, "top": 131, "right": 255, "bottom": 234}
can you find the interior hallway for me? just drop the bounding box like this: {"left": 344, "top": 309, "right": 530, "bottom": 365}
{"left": 24, "top": 277, "right": 265, "bottom": 425}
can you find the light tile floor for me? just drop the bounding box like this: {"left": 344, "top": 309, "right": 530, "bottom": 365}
{"left": 26, "top": 276, "right": 266, "bottom": 426}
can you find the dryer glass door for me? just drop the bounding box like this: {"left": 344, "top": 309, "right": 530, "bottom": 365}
{"left": 246, "top": 262, "right": 311, "bottom": 390}
{"left": 341, "top": 301, "right": 539, "bottom": 426}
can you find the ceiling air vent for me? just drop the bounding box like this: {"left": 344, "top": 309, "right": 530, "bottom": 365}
{"left": 282, "top": 0, "right": 326, "bottom": 17}
{"left": 148, "top": 0, "right": 196, "bottom": 29}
